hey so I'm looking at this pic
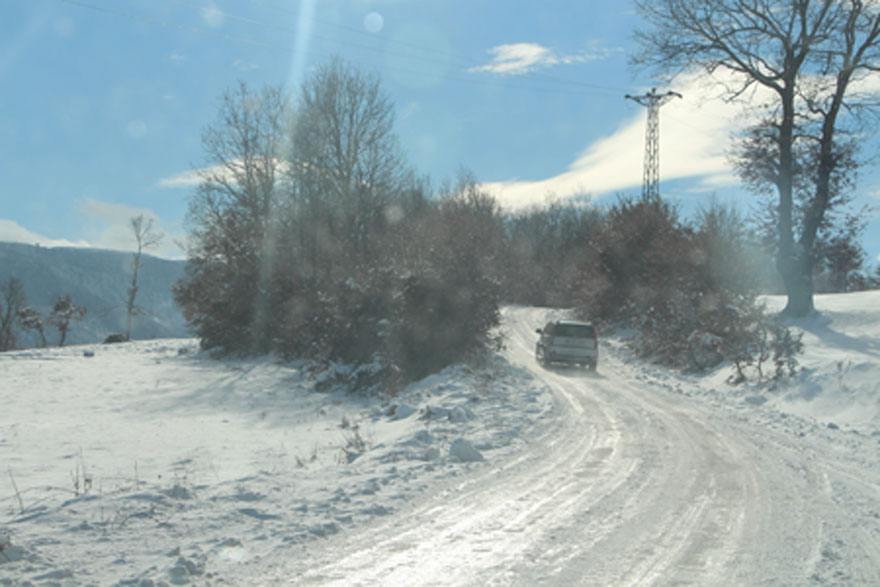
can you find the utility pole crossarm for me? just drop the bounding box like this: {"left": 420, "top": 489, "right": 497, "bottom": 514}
{"left": 625, "top": 88, "right": 682, "bottom": 200}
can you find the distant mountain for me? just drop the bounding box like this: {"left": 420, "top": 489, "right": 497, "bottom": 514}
{"left": 0, "top": 242, "right": 189, "bottom": 347}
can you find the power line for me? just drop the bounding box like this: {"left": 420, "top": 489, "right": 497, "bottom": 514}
{"left": 243, "top": 0, "right": 632, "bottom": 94}
{"left": 164, "top": 0, "right": 468, "bottom": 75}
{"left": 58, "top": 0, "right": 283, "bottom": 51}
{"left": 243, "top": 0, "right": 482, "bottom": 64}
{"left": 58, "top": 0, "right": 626, "bottom": 98}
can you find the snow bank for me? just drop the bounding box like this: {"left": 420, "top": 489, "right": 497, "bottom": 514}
{"left": 0, "top": 339, "right": 554, "bottom": 584}
{"left": 769, "top": 292, "right": 880, "bottom": 430}
{"left": 630, "top": 290, "right": 880, "bottom": 434}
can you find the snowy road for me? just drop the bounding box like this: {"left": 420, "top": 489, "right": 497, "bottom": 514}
{"left": 266, "top": 307, "right": 880, "bottom": 585}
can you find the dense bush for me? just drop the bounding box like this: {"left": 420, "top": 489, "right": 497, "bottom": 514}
{"left": 575, "top": 196, "right": 697, "bottom": 323}
{"left": 175, "top": 177, "right": 503, "bottom": 388}
{"left": 389, "top": 271, "right": 500, "bottom": 380}
{"left": 569, "top": 195, "right": 802, "bottom": 379}
{"left": 173, "top": 62, "right": 503, "bottom": 389}
{"left": 386, "top": 187, "right": 504, "bottom": 379}
{"left": 501, "top": 200, "right": 604, "bottom": 307}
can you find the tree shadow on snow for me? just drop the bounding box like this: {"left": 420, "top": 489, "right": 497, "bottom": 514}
{"left": 793, "top": 312, "right": 880, "bottom": 359}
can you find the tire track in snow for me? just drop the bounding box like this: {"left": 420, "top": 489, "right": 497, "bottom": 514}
{"left": 260, "top": 307, "right": 872, "bottom": 585}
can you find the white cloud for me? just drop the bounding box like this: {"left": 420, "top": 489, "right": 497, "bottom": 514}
{"left": 469, "top": 42, "right": 618, "bottom": 75}
{"left": 399, "top": 101, "right": 420, "bottom": 119}
{"left": 482, "top": 73, "right": 760, "bottom": 210}
{"left": 0, "top": 220, "right": 89, "bottom": 248}
{"left": 79, "top": 198, "right": 156, "bottom": 226}
{"left": 201, "top": 1, "right": 226, "bottom": 28}
{"left": 693, "top": 173, "right": 742, "bottom": 190}
{"left": 76, "top": 199, "right": 180, "bottom": 258}
{"left": 232, "top": 58, "right": 260, "bottom": 72}
{"left": 158, "top": 159, "right": 293, "bottom": 189}
{"left": 157, "top": 168, "right": 205, "bottom": 188}
{"left": 1, "top": 202, "right": 185, "bottom": 260}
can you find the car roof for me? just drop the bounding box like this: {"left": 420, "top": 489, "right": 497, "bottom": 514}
{"left": 553, "top": 320, "right": 593, "bottom": 326}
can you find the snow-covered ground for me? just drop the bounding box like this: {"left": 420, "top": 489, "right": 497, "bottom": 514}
{"left": 2, "top": 292, "right": 879, "bottom": 584}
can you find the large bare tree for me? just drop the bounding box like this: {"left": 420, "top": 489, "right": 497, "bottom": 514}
{"left": 633, "top": 0, "right": 880, "bottom": 316}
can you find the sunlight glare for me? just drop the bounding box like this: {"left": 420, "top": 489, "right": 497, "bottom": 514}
{"left": 288, "top": 0, "right": 317, "bottom": 91}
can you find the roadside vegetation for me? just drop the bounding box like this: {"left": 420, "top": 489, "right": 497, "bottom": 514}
{"left": 172, "top": 55, "right": 877, "bottom": 390}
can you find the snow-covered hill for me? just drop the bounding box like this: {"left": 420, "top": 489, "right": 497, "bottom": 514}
{"left": 0, "top": 242, "right": 187, "bottom": 346}
{"left": 1, "top": 291, "right": 878, "bottom": 584}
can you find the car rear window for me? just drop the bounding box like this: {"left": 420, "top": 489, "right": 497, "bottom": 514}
{"left": 555, "top": 324, "right": 594, "bottom": 338}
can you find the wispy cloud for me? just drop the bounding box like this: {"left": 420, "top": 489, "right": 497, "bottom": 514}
{"left": 469, "top": 42, "right": 618, "bottom": 75}
{"left": 481, "top": 73, "right": 759, "bottom": 210}
{"left": 399, "top": 101, "right": 420, "bottom": 119}
{"left": 78, "top": 199, "right": 157, "bottom": 227}
{"left": 201, "top": 1, "right": 225, "bottom": 28}
{"left": 158, "top": 159, "right": 293, "bottom": 189}
{"left": 0, "top": 220, "right": 89, "bottom": 248}
{"left": 0, "top": 202, "right": 185, "bottom": 259}
{"left": 232, "top": 58, "right": 260, "bottom": 72}
{"left": 75, "top": 199, "right": 184, "bottom": 259}
{"left": 157, "top": 168, "right": 207, "bottom": 188}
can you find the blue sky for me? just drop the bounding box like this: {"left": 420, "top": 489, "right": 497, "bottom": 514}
{"left": 1, "top": 0, "right": 878, "bottom": 264}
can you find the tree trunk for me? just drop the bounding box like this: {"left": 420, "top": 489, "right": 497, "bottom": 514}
{"left": 775, "top": 80, "right": 815, "bottom": 318}
{"left": 778, "top": 250, "right": 814, "bottom": 317}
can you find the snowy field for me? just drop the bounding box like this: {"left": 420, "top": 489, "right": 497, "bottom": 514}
{"left": 1, "top": 291, "right": 879, "bottom": 584}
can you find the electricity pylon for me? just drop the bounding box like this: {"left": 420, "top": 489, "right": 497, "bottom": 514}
{"left": 625, "top": 88, "right": 682, "bottom": 200}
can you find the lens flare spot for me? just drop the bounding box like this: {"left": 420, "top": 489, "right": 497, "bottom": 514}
{"left": 53, "top": 18, "right": 75, "bottom": 38}
{"left": 126, "top": 120, "right": 148, "bottom": 139}
{"left": 202, "top": 2, "right": 225, "bottom": 28}
{"left": 364, "top": 12, "right": 384, "bottom": 34}
{"left": 385, "top": 204, "right": 404, "bottom": 225}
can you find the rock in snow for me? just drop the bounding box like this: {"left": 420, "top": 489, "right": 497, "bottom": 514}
{"left": 449, "top": 438, "right": 484, "bottom": 462}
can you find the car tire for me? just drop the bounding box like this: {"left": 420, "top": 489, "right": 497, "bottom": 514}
{"left": 536, "top": 345, "right": 547, "bottom": 366}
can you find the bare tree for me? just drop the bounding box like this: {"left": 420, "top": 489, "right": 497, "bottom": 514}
{"left": 49, "top": 295, "right": 86, "bottom": 347}
{"left": 0, "top": 277, "right": 27, "bottom": 351}
{"left": 192, "top": 82, "right": 289, "bottom": 246}
{"left": 634, "top": 0, "right": 880, "bottom": 316}
{"left": 17, "top": 307, "right": 47, "bottom": 348}
{"left": 289, "top": 57, "right": 411, "bottom": 271}
{"left": 178, "top": 82, "right": 290, "bottom": 353}
{"left": 125, "top": 215, "right": 163, "bottom": 340}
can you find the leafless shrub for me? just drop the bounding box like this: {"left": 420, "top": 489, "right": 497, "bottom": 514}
{"left": 339, "top": 428, "right": 369, "bottom": 464}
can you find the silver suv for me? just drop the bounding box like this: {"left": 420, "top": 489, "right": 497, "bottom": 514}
{"left": 535, "top": 320, "right": 598, "bottom": 370}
